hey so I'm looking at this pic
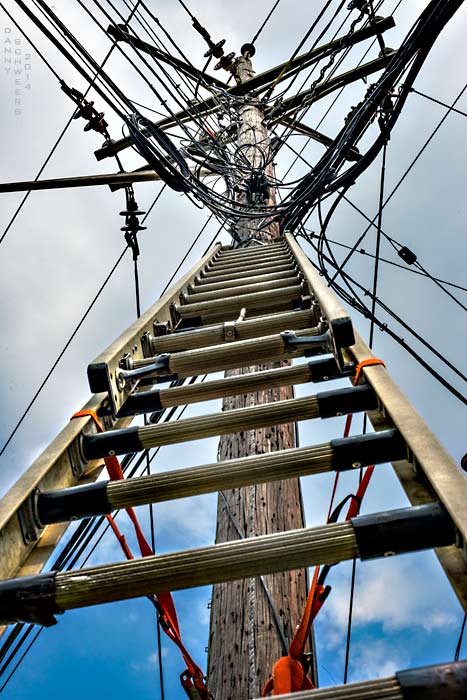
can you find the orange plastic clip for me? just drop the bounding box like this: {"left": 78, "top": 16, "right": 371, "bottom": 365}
{"left": 353, "top": 358, "right": 386, "bottom": 385}
{"left": 70, "top": 409, "right": 103, "bottom": 432}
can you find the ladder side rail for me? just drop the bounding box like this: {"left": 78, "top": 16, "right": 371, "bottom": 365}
{"left": 87, "top": 242, "right": 222, "bottom": 414}
{"left": 0, "top": 394, "right": 132, "bottom": 583}
{"left": 285, "top": 234, "right": 355, "bottom": 371}
{"left": 348, "top": 332, "right": 467, "bottom": 611}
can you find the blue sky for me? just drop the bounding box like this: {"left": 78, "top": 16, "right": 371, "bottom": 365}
{"left": 0, "top": 0, "right": 466, "bottom": 697}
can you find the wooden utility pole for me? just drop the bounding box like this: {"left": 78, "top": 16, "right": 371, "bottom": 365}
{"left": 207, "top": 47, "right": 309, "bottom": 700}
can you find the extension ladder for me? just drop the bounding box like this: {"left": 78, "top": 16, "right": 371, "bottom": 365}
{"left": 0, "top": 233, "right": 466, "bottom": 697}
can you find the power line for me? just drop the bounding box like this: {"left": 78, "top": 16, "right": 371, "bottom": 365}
{"left": 283, "top": 134, "right": 467, "bottom": 311}
{"left": 411, "top": 87, "right": 467, "bottom": 119}
{"left": 369, "top": 143, "right": 387, "bottom": 349}
{"left": 0, "top": 246, "right": 128, "bottom": 458}
{"left": 251, "top": 0, "right": 282, "bottom": 46}
{"left": 308, "top": 233, "right": 467, "bottom": 294}
{"left": 0, "top": 0, "right": 142, "bottom": 251}
{"left": 328, "top": 79, "right": 467, "bottom": 285}
{"left": 301, "top": 231, "right": 467, "bottom": 404}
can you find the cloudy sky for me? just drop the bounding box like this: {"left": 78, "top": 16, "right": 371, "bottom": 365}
{"left": 0, "top": 0, "right": 466, "bottom": 697}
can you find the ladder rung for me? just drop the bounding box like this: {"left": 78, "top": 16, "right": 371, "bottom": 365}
{"left": 219, "top": 245, "right": 287, "bottom": 256}
{"left": 82, "top": 385, "right": 377, "bottom": 458}
{"left": 212, "top": 245, "right": 290, "bottom": 259}
{"left": 216, "top": 242, "right": 287, "bottom": 261}
{"left": 0, "top": 503, "right": 453, "bottom": 626}
{"left": 174, "top": 284, "right": 304, "bottom": 322}
{"left": 118, "top": 357, "right": 343, "bottom": 416}
{"left": 206, "top": 252, "right": 292, "bottom": 274}
{"left": 181, "top": 276, "right": 301, "bottom": 304}
{"left": 133, "top": 328, "right": 321, "bottom": 379}
{"left": 199, "top": 261, "right": 296, "bottom": 283}
{"left": 149, "top": 309, "right": 317, "bottom": 354}
{"left": 35, "top": 431, "right": 405, "bottom": 524}
{"left": 189, "top": 269, "right": 298, "bottom": 293}
{"left": 252, "top": 660, "right": 467, "bottom": 699}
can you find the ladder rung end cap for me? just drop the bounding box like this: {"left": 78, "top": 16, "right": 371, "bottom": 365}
{"left": 317, "top": 384, "right": 377, "bottom": 419}
{"left": 117, "top": 389, "right": 163, "bottom": 417}
{"left": 396, "top": 660, "right": 467, "bottom": 700}
{"left": 330, "top": 316, "right": 355, "bottom": 349}
{"left": 37, "top": 481, "right": 111, "bottom": 525}
{"left": 83, "top": 425, "right": 141, "bottom": 460}
{"left": 87, "top": 362, "right": 111, "bottom": 394}
{"left": 331, "top": 429, "right": 406, "bottom": 471}
{"left": 307, "top": 356, "right": 341, "bottom": 383}
{"left": 352, "top": 503, "right": 455, "bottom": 560}
{"left": 0, "top": 572, "right": 61, "bottom": 627}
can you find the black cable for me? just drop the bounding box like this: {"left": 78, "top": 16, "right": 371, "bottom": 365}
{"left": 283, "top": 111, "right": 467, "bottom": 312}
{"left": 369, "top": 142, "right": 387, "bottom": 348}
{"left": 0, "top": 1, "right": 61, "bottom": 79}
{"left": 176, "top": 0, "right": 195, "bottom": 20}
{"left": 160, "top": 217, "right": 223, "bottom": 295}
{"left": 251, "top": 0, "right": 281, "bottom": 46}
{"left": 263, "top": 0, "right": 338, "bottom": 100}
{"left": 454, "top": 613, "right": 467, "bottom": 662}
{"left": 411, "top": 87, "right": 467, "bottom": 119}
{"left": 0, "top": 246, "right": 128, "bottom": 458}
{"left": 343, "top": 560, "right": 357, "bottom": 684}
{"left": 329, "top": 78, "right": 467, "bottom": 284}
{"left": 282, "top": 0, "right": 467, "bottom": 232}
{"left": 343, "top": 143, "right": 387, "bottom": 685}
{"left": 301, "top": 232, "right": 467, "bottom": 404}
{"left": 274, "top": 0, "right": 400, "bottom": 184}
{"left": 0, "top": 628, "right": 43, "bottom": 693}
{"left": 156, "top": 619, "right": 165, "bottom": 700}
{"left": 307, "top": 232, "right": 467, "bottom": 294}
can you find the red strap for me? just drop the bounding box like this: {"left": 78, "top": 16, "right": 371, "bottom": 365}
{"left": 71, "top": 410, "right": 209, "bottom": 698}
{"left": 353, "top": 358, "right": 386, "bottom": 385}
{"left": 289, "top": 567, "right": 319, "bottom": 659}
{"left": 346, "top": 465, "right": 375, "bottom": 520}
{"left": 263, "top": 655, "right": 314, "bottom": 696}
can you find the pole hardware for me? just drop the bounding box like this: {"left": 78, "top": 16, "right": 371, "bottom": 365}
{"left": 120, "top": 187, "right": 146, "bottom": 260}
{"left": 60, "top": 81, "right": 108, "bottom": 135}
{"left": 94, "top": 17, "right": 396, "bottom": 161}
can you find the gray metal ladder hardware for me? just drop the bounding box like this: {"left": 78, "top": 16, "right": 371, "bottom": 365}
{"left": 0, "top": 235, "right": 465, "bottom": 698}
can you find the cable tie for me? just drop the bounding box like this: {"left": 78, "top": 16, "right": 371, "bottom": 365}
{"left": 353, "top": 358, "right": 386, "bottom": 385}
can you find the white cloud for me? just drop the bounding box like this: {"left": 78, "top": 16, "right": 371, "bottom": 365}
{"left": 318, "top": 553, "right": 458, "bottom": 644}
{"left": 350, "top": 638, "right": 408, "bottom": 680}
